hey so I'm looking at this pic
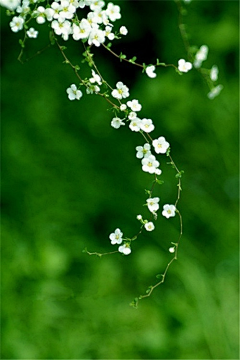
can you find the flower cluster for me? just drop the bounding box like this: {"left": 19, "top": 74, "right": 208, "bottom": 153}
{"left": 6, "top": 0, "right": 127, "bottom": 46}
{"left": 109, "top": 228, "right": 131, "bottom": 255}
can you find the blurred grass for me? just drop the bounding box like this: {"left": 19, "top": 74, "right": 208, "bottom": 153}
{"left": 1, "top": 0, "right": 239, "bottom": 359}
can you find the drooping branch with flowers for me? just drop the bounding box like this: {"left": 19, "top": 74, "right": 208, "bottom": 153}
{"left": 1, "top": 0, "right": 223, "bottom": 307}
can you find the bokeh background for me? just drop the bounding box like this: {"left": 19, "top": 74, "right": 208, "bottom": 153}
{"left": 1, "top": 0, "right": 239, "bottom": 359}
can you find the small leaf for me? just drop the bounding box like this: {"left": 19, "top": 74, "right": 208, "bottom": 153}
{"left": 19, "top": 39, "right": 25, "bottom": 48}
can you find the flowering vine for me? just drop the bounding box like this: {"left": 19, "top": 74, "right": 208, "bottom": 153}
{"left": 1, "top": 0, "right": 223, "bottom": 307}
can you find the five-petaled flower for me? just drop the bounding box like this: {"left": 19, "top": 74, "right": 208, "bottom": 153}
{"left": 144, "top": 222, "right": 155, "bottom": 231}
{"left": 109, "top": 228, "right": 123, "bottom": 245}
{"left": 152, "top": 136, "right": 170, "bottom": 154}
{"left": 111, "top": 81, "right": 129, "bottom": 99}
{"left": 141, "top": 155, "right": 160, "bottom": 174}
{"left": 162, "top": 204, "right": 176, "bottom": 218}
{"left": 140, "top": 118, "right": 155, "bottom": 133}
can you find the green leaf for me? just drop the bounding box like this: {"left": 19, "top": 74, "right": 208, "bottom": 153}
{"left": 19, "top": 39, "right": 25, "bottom": 48}
{"left": 156, "top": 59, "right": 166, "bottom": 66}
{"left": 175, "top": 170, "right": 184, "bottom": 178}
{"left": 129, "top": 56, "right": 137, "bottom": 64}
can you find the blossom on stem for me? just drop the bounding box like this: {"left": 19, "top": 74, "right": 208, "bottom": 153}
{"left": 106, "top": 2, "right": 121, "bottom": 22}
{"left": 146, "top": 65, "right": 156, "bottom": 78}
{"left": 140, "top": 118, "right": 155, "bottom": 133}
{"left": 207, "top": 85, "right": 223, "bottom": 99}
{"left": 147, "top": 197, "right": 160, "bottom": 212}
{"left": 88, "top": 26, "right": 105, "bottom": 46}
{"left": 118, "top": 243, "right": 131, "bottom": 255}
{"left": 152, "top": 136, "right": 170, "bottom": 154}
{"left": 144, "top": 222, "right": 155, "bottom": 231}
{"left": 34, "top": 6, "right": 46, "bottom": 24}
{"left": 10, "top": 16, "right": 24, "bottom": 32}
{"left": 111, "top": 117, "right": 125, "bottom": 129}
{"left": 119, "top": 26, "right": 128, "bottom": 35}
{"left": 26, "top": 27, "right": 38, "bottom": 38}
{"left": 111, "top": 81, "right": 129, "bottom": 100}
{"left": 72, "top": 19, "right": 91, "bottom": 40}
{"left": 66, "top": 84, "right": 83, "bottom": 100}
{"left": 129, "top": 118, "right": 141, "bottom": 132}
{"left": 194, "top": 45, "right": 208, "bottom": 68}
{"left": 136, "top": 143, "right": 151, "bottom": 159}
{"left": 210, "top": 65, "right": 218, "bottom": 82}
{"left": 178, "top": 59, "right": 192, "bottom": 73}
{"left": 141, "top": 155, "right": 160, "bottom": 174}
{"left": 109, "top": 228, "right": 123, "bottom": 245}
{"left": 162, "top": 204, "right": 176, "bottom": 218}
{"left": 89, "top": 69, "right": 102, "bottom": 85}
{"left": 127, "top": 99, "right": 142, "bottom": 112}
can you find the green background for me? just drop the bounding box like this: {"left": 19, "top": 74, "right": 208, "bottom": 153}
{"left": 1, "top": 0, "right": 239, "bottom": 359}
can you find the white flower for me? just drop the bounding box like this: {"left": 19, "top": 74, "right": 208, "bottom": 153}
{"left": 26, "top": 27, "right": 38, "bottom": 38}
{"left": 152, "top": 136, "right": 170, "bottom": 154}
{"left": 178, "top": 59, "right": 192, "bottom": 73}
{"left": 72, "top": 19, "right": 91, "bottom": 40}
{"left": 111, "top": 81, "right": 129, "bottom": 100}
{"left": 50, "top": 1, "right": 62, "bottom": 20}
{"left": 90, "top": 0, "right": 105, "bottom": 11}
{"left": 16, "top": 2, "right": 30, "bottom": 17}
{"left": 66, "top": 84, "right": 83, "bottom": 100}
{"left": 111, "top": 117, "right": 125, "bottom": 129}
{"left": 141, "top": 155, "right": 160, "bottom": 174}
{"left": 194, "top": 45, "right": 208, "bottom": 68}
{"left": 120, "top": 104, "right": 127, "bottom": 111}
{"left": 136, "top": 214, "right": 142, "bottom": 220}
{"left": 35, "top": 6, "right": 46, "bottom": 24}
{"left": 45, "top": 8, "right": 55, "bottom": 21}
{"left": 155, "top": 168, "right": 162, "bottom": 175}
{"left": 51, "top": 18, "right": 72, "bottom": 37}
{"left": 118, "top": 243, "right": 131, "bottom": 255}
{"left": 105, "top": 25, "right": 114, "bottom": 40}
{"left": 127, "top": 99, "right": 142, "bottom": 112}
{"left": 144, "top": 222, "right": 155, "bottom": 231}
{"left": 88, "top": 27, "right": 105, "bottom": 47}
{"left": 89, "top": 69, "right": 102, "bottom": 85}
{"left": 59, "top": 0, "right": 76, "bottom": 19}
{"left": 109, "top": 228, "right": 123, "bottom": 245}
{"left": 106, "top": 2, "right": 121, "bottom": 22}
{"left": 210, "top": 65, "right": 218, "bottom": 82}
{"left": 146, "top": 65, "right": 156, "bottom": 78}
{"left": 119, "top": 25, "right": 128, "bottom": 35}
{"left": 147, "top": 197, "right": 160, "bottom": 212}
{"left": 169, "top": 247, "right": 175, "bottom": 253}
{"left": 128, "top": 111, "right": 137, "bottom": 120}
{"left": 162, "top": 204, "right": 176, "bottom": 218}
{"left": 129, "top": 118, "right": 141, "bottom": 132}
{"left": 10, "top": 16, "right": 24, "bottom": 32}
{"left": 86, "top": 84, "right": 100, "bottom": 94}
{"left": 140, "top": 118, "right": 155, "bottom": 133}
{"left": 136, "top": 143, "right": 151, "bottom": 159}
{"left": 207, "top": 85, "right": 223, "bottom": 99}
{"left": 0, "top": 0, "right": 20, "bottom": 10}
